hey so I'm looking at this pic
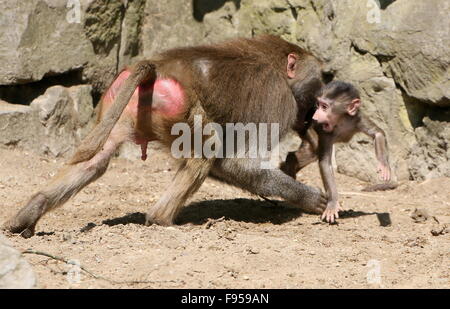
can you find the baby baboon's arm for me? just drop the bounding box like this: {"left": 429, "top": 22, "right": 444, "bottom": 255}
{"left": 357, "top": 116, "right": 391, "bottom": 182}
{"left": 317, "top": 133, "right": 342, "bottom": 223}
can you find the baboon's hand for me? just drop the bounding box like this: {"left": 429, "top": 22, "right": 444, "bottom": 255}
{"left": 321, "top": 201, "right": 343, "bottom": 223}
{"left": 377, "top": 163, "right": 391, "bottom": 182}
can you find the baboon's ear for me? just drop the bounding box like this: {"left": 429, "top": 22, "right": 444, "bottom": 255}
{"left": 287, "top": 53, "right": 298, "bottom": 79}
{"left": 347, "top": 98, "right": 361, "bottom": 116}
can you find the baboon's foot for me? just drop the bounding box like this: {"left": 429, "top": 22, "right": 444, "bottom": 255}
{"left": 145, "top": 205, "right": 176, "bottom": 227}
{"left": 287, "top": 187, "right": 327, "bottom": 215}
{"left": 2, "top": 218, "right": 36, "bottom": 239}
{"left": 2, "top": 193, "right": 47, "bottom": 238}
{"left": 145, "top": 214, "right": 175, "bottom": 226}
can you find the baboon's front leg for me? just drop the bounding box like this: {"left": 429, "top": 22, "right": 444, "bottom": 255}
{"left": 212, "top": 158, "right": 326, "bottom": 214}
{"left": 2, "top": 123, "right": 130, "bottom": 238}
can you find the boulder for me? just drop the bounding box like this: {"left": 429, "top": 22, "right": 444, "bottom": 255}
{"left": 141, "top": 0, "right": 206, "bottom": 58}
{"left": 409, "top": 116, "right": 450, "bottom": 180}
{"left": 0, "top": 0, "right": 126, "bottom": 96}
{"left": 0, "top": 235, "right": 36, "bottom": 289}
{"left": 352, "top": 0, "right": 450, "bottom": 107}
{"left": 0, "top": 0, "right": 91, "bottom": 85}
{"left": 0, "top": 85, "right": 95, "bottom": 157}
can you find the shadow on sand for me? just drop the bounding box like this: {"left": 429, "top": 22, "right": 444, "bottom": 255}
{"left": 79, "top": 198, "right": 391, "bottom": 231}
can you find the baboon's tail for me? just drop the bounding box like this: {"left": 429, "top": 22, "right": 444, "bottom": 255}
{"left": 69, "top": 61, "right": 156, "bottom": 164}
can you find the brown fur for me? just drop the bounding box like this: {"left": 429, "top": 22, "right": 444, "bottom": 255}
{"left": 3, "top": 35, "right": 327, "bottom": 237}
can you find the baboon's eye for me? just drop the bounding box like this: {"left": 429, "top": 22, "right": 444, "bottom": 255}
{"left": 320, "top": 103, "right": 329, "bottom": 111}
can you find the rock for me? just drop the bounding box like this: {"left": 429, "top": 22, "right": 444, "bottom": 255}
{"left": 0, "top": 100, "right": 36, "bottom": 148}
{"left": 201, "top": 1, "right": 244, "bottom": 42}
{"left": 362, "top": 0, "right": 450, "bottom": 106}
{"left": 431, "top": 224, "right": 449, "bottom": 237}
{"left": 67, "top": 86, "right": 96, "bottom": 129}
{"left": 82, "top": 0, "right": 126, "bottom": 93}
{"left": 0, "top": 234, "right": 36, "bottom": 288}
{"left": 141, "top": 0, "right": 206, "bottom": 58}
{"left": 408, "top": 117, "right": 450, "bottom": 180}
{"left": 410, "top": 208, "right": 430, "bottom": 223}
{"left": 362, "top": 183, "right": 398, "bottom": 192}
{"left": 245, "top": 247, "right": 260, "bottom": 255}
{"left": 404, "top": 236, "right": 427, "bottom": 248}
{"left": 0, "top": 0, "right": 91, "bottom": 85}
{"left": 118, "top": 0, "right": 146, "bottom": 70}
{"left": 0, "top": 0, "right": 129, "bottom": 96}
{"left": 0, "top": 85, "right": 95, "bottom": 157}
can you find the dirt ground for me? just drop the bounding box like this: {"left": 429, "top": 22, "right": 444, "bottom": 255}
{"left": 0, "top": 146, "right": 449, "bottom": 289}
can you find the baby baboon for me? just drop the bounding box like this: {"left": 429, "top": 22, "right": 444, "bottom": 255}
{"left": 281, "top": 81, "right": 392, "bottom": 222}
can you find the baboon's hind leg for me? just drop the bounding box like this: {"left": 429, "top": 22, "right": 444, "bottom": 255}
{"left": 145, "top": 158, "right": 214, "bottom": 226}
{"left": 2, "top": 122, "right": 131, "bottom": 238}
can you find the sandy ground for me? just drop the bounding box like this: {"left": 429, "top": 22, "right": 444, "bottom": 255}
{"left": 0, "top": 146, "right": 449, "bottom": 289}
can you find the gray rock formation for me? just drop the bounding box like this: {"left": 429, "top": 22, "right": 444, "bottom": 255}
{"left": 0, "top": 235, "right": 36, "bottom": 288}
{"left": 0, "top": 85, "right": 94, "bottom": 157}
{"left": 0, "top": 0, "right": 129, "bottom": 96}
{"left": 0, "top": 0, "right": 91, "bottom": 85}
